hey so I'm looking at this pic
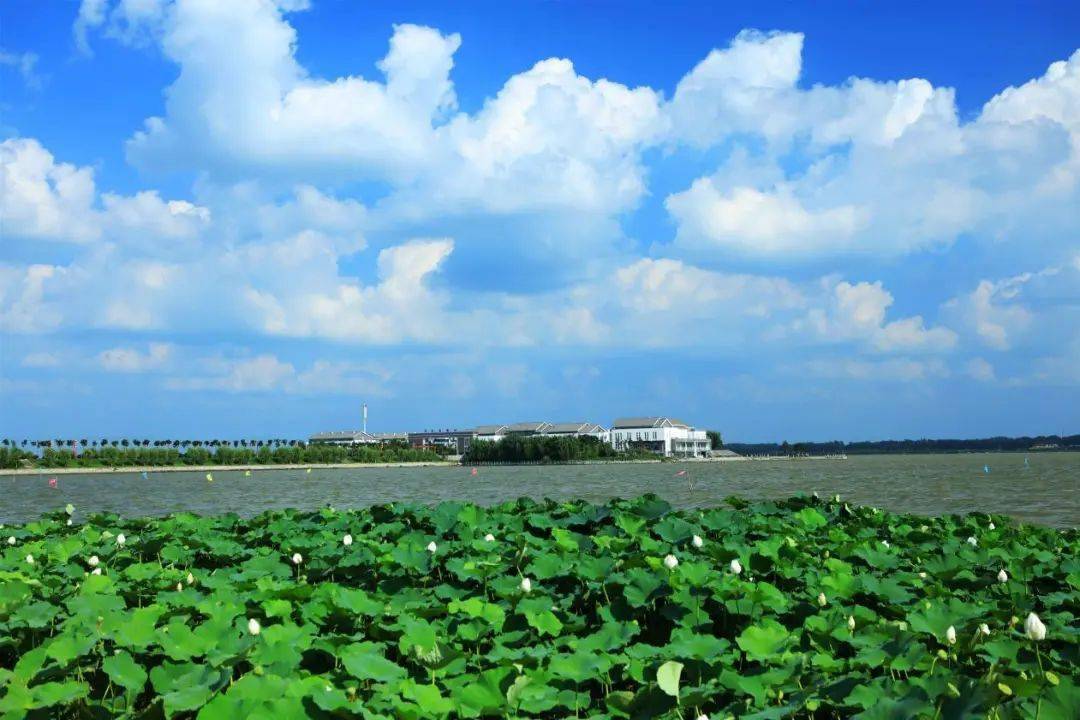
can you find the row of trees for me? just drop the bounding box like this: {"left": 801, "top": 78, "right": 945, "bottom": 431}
{"left": 0, "top": 440, "right": 442, "bottom": 470}
{"left": 1, "top": 438, "right": 308, "bottom": 450}
{"left": 726, "top": 434, "right": 1080, "bottom": 457}
{"left": 463, "top": 435, "right": 657, "bottom": 464}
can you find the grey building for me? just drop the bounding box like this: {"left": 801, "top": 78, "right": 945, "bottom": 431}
{"left": 407, "top": 429, "right": 476, "bottom": 454}
{"left": 308, "top": 430, "right": 378, "bottom": 445}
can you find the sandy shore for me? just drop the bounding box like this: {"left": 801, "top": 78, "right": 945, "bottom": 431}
{"left": 1, "top": 461, "right": 458, "bottom": 476}
{"left": 1, "top": 455, "right": 775, "bottom": 476}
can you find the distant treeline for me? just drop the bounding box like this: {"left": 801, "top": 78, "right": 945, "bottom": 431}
{"left": 0, "top": 439, "right": 441, "bottom": 470}
{"left": 727, "top": 434, "right": 1080, "bottom": 456}
{"left": 464, "top": 435, "right": 655, "bottom": 464}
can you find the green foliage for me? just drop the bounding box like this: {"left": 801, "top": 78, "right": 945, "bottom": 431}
{"left": 0, "top": 496, "right": 1076, "bottom": 718}
{"left": 463, "top": 435, "right": 656, "bottom": 463}
{"left": 0, "top": 439, "right": 441, "bottom": 469}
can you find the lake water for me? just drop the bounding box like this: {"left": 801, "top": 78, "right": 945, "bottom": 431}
{"left": 2, "top": 453, "right": 1077, "bottom": 527}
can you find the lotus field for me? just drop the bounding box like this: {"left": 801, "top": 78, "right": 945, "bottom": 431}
{"left": 1, "top": 495, "right": 1077, "bottom": 719}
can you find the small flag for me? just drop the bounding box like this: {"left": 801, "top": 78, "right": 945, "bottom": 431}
{"left": 48, "top": 478, "right": 58, "bottom": 488}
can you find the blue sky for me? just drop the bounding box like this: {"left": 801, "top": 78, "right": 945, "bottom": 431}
{"left": 1, "top": 0, "right": 1078, "bottom": 442}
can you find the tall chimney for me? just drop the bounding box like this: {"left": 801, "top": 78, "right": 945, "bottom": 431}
{"left": 362, "top": 403, "right": 368, "bottom": 434}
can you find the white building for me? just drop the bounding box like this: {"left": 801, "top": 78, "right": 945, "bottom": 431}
{"left": 308, "top": 430, "right": 378, "bottom": 445}
{"left": 542, "top": 422, "right": 607, "bottom": 440}
{"left": 474, "top": 424, "right": 508, "bottom": 443}
{"left": 609, "top": 417, "right": 711, "bottom": 457}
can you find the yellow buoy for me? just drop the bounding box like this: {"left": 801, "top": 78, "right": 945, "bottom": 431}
{"left": 205, "top": 472, "right": 213, "bottom": 482}
{"left": 306, "top": 468, "right": 312, "bottom": 474}
{"left": 244, "top": 470, "right": 252, "bottom": 477}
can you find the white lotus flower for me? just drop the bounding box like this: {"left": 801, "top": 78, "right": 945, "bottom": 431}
{"left": 116, "top": 533, "right": 126, "bottom": 546}
{"left": 247, "top": 618, "right": 261, "bottom": 636}
{"left": 186, "top": 572, "right": 195, "bottom": 585}
{"left": 847, "top": 615, "right": 856, "bottom": 631}
{"left": 1024, "top": 613, "right": 1046, "bottom": 641}
{"left": 696, "top": 715, "right": 709, "bottom": 720}
{"left": 25, "top": 554, "right": 34, "bottom": 565}
{"left": 988, "top": 522, "right": 996, "bottom": 530}
{"left": 520, "top": 577, "right": 532, "bottom": 593}
{"left": 945, "top": 626, "right": 957, "bottom": 645}
{"left": 918, "top": 571, "right": 928, "bottom": 579}
{"left": 663, "top": 554, "right": 679, "bottom": 569}
{"left": 342, "top": 534, "right": 353, "bottom": 546}
{"left": 730, "top": 559, "right": 743, "bottom": 575}
{"left": 291, "top": 553, "right": 303, "bottom": 565}
{"left": 88, "top": 555, "right": 99, "bottom": 567}
{"left": 966, "top": 536, "right": 977, "bottom": 547}
{"left": 979, "top": 623, "right": 991, "bottom": 636}
{"left": 91, "top": 568, "right": 101, "bottom": 575}
{"left": 484, "top": 533, "right": 495, "bottom": 542}
{"left": 7, "top": 536, "right": 15, "bottom": 545}
{"left": 67, "top": 519, "right": 73, "bottom": 526}
{"left": 426, "top": 541, "right": 437, "bottom": 553}
{"left": 817, "top": 592, "right": 827, "bottom": 607}
{"left": 881, "top": 540, "right": 890, "bottom": 548}
{"left": 691, "top": 534, "right": 703, "bottom": 548}
{"left": 176, "top": 582, "right": 183, "bottom": 592}
{"left": 997, "top": 569, "right": 1008, "bottom": 583}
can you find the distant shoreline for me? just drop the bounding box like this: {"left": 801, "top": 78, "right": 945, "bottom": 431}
{"left": 1, "top": 461, "right": 458, "bottom": 476}
{"left": 1, "top": 456, "right": 765, "bottom": 476}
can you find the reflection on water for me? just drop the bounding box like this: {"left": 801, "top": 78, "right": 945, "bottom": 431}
{"left": 2, "top": 453, "right": 1077, "bottom": 527}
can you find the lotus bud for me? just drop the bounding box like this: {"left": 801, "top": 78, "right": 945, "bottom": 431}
{"left": 426, "top": 541, "right": 437, "bottom": 553}
{"left": 1024, "top": 613, "right": 1046, "bottom": 641}
{"left": 25, "top": 554, "right": 34, "bottom": 565}
{"left": 833, "top": 494, "right": 840, "bottom": 503}
{"left": 817, "top": 592, "right": 827, "bottom": 607}
{"left": 881, "top": 540, "right": 890, "bottom": 548}
{"left": 730, "top": 559, "right": 743, "bottom": 575}
{"left": 966, "top": 536, "right": 977, "bottom": 547}
{"left": 7, "top": 536, "right": 15, "bottom": 545}
{"left": 65, "top": 503, "right": 75, "bottom": 515}
{"left": 247, "top": 618, "right": 261, "bottom": 636}
{"left": 663, "top": 554, "right": 679, "bottom": 569}
{"left": 696, "top": 715, "right": 709, "bottom": 720}
{"left": 945, "top": 626, "right": 957, "bottom": 645}
{"left": 918, "top": 571, "right": 927, "bottom": 579}
{"left": 988, "top": 522, "right": 995, "bottom": 530}
{"left": 91, "top": 567, "right": 101, "bottom": 575}
{"left": 67, "top": 519, "right": 73, "bottom": 526}
{"left": 979, "top": 623, "right": 990, "bottom": 636}
{"left": 484, "top": 533, "right": 495, "bottom": 542}
{"left": 291, "top": 553, "right": 302, "bottom": 565}
{"left": 342, "top": 534, "right": 353, "bottom": 546}
{"left": 176, "top": 582, "right": 183, "bottom": 592}
{"left": 186, "top": 572, "right": 195, "bottom": 585}
{"left": 520, "top": 577, "right": 532, "bottom": 593}
{"left": 691, "top": 534, "right": 703, "bottom": 548}
{"left": 847, "top": 615, "right": 856, "bottom": 631}
{"left": 88, "top": 555, "right": 100, "bottom": 567}
{"left": 997, "top": 569, "right": 1008, "bottom": 583}
{"left": 116, "top": 533, "right": 126, "bottom": 546}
